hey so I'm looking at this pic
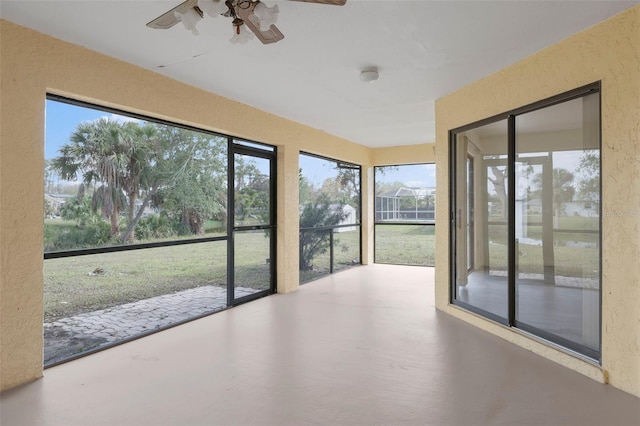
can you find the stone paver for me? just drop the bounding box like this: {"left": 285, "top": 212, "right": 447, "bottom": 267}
{"left": 44, "top": 286, "right": 259, "bottom": 364}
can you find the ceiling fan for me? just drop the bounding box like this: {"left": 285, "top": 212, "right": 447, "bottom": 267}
{"left": 147, "top": 0, "right": 347, "bottom": 45}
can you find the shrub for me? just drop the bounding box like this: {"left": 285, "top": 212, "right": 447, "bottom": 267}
{"left": 134, "top": 214, "right": 180, "bottom": 240}
{"left": 299, "top": 194, "right": 348, "bottom": 271}
{"left": 51, "top": 221, "right": 113, "bottom": 250}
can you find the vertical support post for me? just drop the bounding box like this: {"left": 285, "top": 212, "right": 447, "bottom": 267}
{"left": 508, "top": 115, "right": 516, "bottom": 324}
{"left": 541, "top": 154, "right": 555, "bottom": 284}
{"left": 329, "top": 228, "right": 335, "bottom": 274}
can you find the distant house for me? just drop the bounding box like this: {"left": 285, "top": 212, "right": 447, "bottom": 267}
{"left": 44, "top": 193, "right": 75, "bottom": 215}
{"left": 564, "top": 201, "right": 599, "bottom": 217}
{"left": 299, "top": 203, "right": 358, "bottom": 233}
{"left": 521, "top": 198, "right": 599, "bottom": 217}
{"left": 375, "top": 187, "right": 436, "bottom": 222}
{"left": 330, "top": 204, "right": 356, "bottom": 232}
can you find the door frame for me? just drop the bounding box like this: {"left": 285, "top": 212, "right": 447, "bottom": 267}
{"left": 227, "top": 141, "right": 277, "bottom": 306}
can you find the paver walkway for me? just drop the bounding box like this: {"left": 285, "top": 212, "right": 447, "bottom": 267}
{"left": 44, "top": 286, "right": 258, "bottom": 364}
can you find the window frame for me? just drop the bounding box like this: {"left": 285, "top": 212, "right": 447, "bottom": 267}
{"left": 45, "top": 94, "right": 276, "bottom": 260}
{"left": 298, "top": 151, "right": 363, "bottom": 282}
{"left": 43, "top": 93, "right": 278, "bottom": 366}
{"left": 448, "top": 82, "right": 603, "bottom": 361}
{"left": 373, "top": 163, "right": 436, "bottom": 266}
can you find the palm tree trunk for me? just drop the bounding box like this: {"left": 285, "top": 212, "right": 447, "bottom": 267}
{"left": 120, "top": 185, "right": 159, "bottom": 243}
{"left": 110, "top": 206, "right": 120, "bottom": 237}
{"left": 125, "top": 191, "right": 137, "bottom": 242}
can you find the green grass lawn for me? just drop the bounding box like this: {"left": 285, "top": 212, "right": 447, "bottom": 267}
{"left": 44, "top": 231, "right": 273, "bottom": 322}
{"left": 44, "top": 222, "right": 433, "bottom": 311}
{"left": 374, "top": 224, "right": 435, "bottom": 266}
{"left": 44, "top": 241, "right": 226, "bottom": 322}
{"left": 487, "top": 216, "right": 599, "bottom": 278}
{"left": 299, "top": 228, "right": 363, "bottom": 283}
{"left": 44, "top": 215, "right": 593, "bottom": 323}
{"left": 487, "top": 242, "right": 599, "bottom": 278}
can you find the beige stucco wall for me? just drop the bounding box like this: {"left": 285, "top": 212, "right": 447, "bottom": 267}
{"left": 0, "top": 19, "right": 433, "bottom": 391}
{"left": 435, "top": 5, "right": 640, "bottom": 397}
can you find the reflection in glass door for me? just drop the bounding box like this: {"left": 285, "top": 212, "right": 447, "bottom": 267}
{"left": 514, "top": 93, "right": 601, "bottom": 357}
{"left": 453, "top": 120, "right": 509, "bottom": 322}
{"left": 451, "top": 84, "right": 602, "bottom": 360}
{"left": 229, "top": 147, "right": 276, "bottom": 305}
{"left": 467, "top": 156, "right": 474, "bottom": 272}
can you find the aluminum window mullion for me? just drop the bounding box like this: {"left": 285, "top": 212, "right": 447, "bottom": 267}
{"left": 507, "top": 115, "right": 516, "bottom": 326}
{"left": 227, "top": 137, "right": 235, "bottom": 306}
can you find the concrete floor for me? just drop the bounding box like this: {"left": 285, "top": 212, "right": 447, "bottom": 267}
{"left": 1, "top": 264, "right": 639, "bottom": 426}
{"left": 458, "top": 271, "right": 600, "bottom": 350}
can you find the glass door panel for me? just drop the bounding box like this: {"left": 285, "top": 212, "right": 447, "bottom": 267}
{"left": 234, "top": 154, "right": 271, "bottom": 227}
{"left": 233, "top": 229, "right": 272, "bottom": 297}
{"left": 453, "top": 119, "right": 509, "bottom": 321}
{"left": 231, "top": 149, "right": 275, "bottom": 304}
{"left": 515, "top": 94, "right": 601, "bottom": 356}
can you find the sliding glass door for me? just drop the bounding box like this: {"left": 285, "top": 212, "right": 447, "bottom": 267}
{"left": 450, "top": 83, "right": 601, "bottom": 360}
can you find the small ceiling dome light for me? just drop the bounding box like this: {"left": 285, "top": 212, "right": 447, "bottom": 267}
{"left": 359, "top": 68, "right": 379, "bottom": 83}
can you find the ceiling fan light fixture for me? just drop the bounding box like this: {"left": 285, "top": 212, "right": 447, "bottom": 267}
{"left": 359, "top": 68, "right": 379, "bottom": 83}
{"left": 174, "top": 8, "right": 203, "bottom": 35}
{"left": 253, "top": 2, "right": 279, "bottom": 31}
{"left": 230, "top": 22, "right": 255, "bottom": 44}
{"left": 198, "top": 0, "right": 227, "bottom": 17}
{"left": 148, "top": 0, "right": 347, "bottom": 45}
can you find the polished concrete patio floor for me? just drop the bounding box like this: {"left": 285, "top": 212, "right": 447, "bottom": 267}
{"left": 1, "top": 264, "right": 638, "bottom": 426}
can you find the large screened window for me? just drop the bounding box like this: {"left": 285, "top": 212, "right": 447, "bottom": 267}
{"left": 374, "top": 164, "right": 436, "bottom": 266}
{"left": 299, "top": 153, "right": 361, "bottom": 284}
{"left": 44, "top": 96, "right": 276, "bottom": 365}
{"left": 450, "top": 83, "right": 601, "bottom": 360}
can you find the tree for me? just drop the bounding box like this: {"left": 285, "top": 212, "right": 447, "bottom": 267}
{"left": 299, "top": 169, "right": 314, "bottom": 205}
{"left": 299, "top": 193, "right": 348, "bottom": 271}
{"left": 488, "top": 164, "right": 507, "bottom": 221}
{"left": 576, "top": 151, "right": 600, "bottom": 203}
{"left": 533, "top": 168, "right": 575, "bottom": 227}
{"left": 44, "top": 159, "right": 56, "bottom": 194}
{"left": 51, "top": 119, "right": 232, "bottom": 244}
{"left": 335, "top": 164, "right": 361, "bottom": 216}
{"left": 60, "top": 196, "right": 95, "bottom": 226}
{"left": 119, "top": 122, "right": 158, "bottom": 234}
{"left": 150, "top": 127, "right": 227, "bottom": 236}
{"left": 51, "top": 118, "right": 144, "bottom": 237}
{"left": 234, "top": 156, "right": 269, "bottom": 223}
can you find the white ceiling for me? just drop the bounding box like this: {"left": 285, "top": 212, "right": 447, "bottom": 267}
{"left": 1, "top": 0, "right": 637, "bottom": 148}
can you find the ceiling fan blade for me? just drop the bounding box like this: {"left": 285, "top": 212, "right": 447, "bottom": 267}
{"left": 237, "top": 7, "right": 285, "bottom": 45}
{"left": 287, "top": 0, "right": 346, "bottom": 5}
{"left": 147, "top": 0, "right": 200, "bottom": 29}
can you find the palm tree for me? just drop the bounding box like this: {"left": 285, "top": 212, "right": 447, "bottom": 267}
{"left": 532, "top": 167, "right": 575, "bottom": 228}
{"left": 118, "top": 122, "right": 157, "bottom": 236}
{"left": 51, "top": 118, "right": 156, "bottom": 238}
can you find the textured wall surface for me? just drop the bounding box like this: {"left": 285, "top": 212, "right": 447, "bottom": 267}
{"left": 0, "top": 19, "right": 432, "bottom": 391}
{"left": 435, "top": 6, "right": 640, "bottom": 397}
{"left": 372, "top": 144, "right": 435, "bottom": 166}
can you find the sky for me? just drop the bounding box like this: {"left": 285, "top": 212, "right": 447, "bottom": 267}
{"left": 374, "top": 163, "right": 436, "bottom": 188}
{"left": 46, "top": 99, "right": 437, "bottom": 189}
{"left": 46, "top": 99, "right": 588, "bottom": 193}
{"left": 45, "top": 100, "right": 142, "bottom": 160}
